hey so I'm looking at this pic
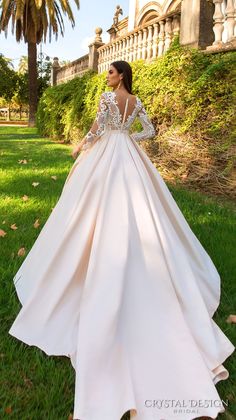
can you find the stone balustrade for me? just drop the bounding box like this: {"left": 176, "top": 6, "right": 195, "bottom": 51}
{"left": 210, "top": 0, "right": 236, "bottom": 47}
{"left": 51, "top": 0, "right": 236, "bottom": 86}
{"left": 54, "top": 54, "right": 89, "bottom": 85}
{"left": 97, "top": 11, "right": 181, "bottom": 73}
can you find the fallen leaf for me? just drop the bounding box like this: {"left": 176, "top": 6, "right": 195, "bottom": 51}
{"left": 33, "top": 219, "right": 40, "bottom": 228}
{"left": 51, "top": 175, "right": 57, "bottom": 180}
{"left": 22, "top": 195, "right": 29, "bottom": 201}
{"left": 226, "top": 314, "right": 236, "bottom": 324}
{"left": 32, "top": 182, "right": 39, "bottom": 187}
{"left": 17, "top": 247, "right": 25, "bottom": 256}
{"left": 2, "top": 220, "right": 6, "bottom": 224}
{"left": 0, "top": 229, "right": 7, "bottom": 237}
{"left": 5, "top": 406, "right": 12, "bottom": 414}
{"left": 23, "top": 376, "right": 33, "bottom": 388}
{"left": 10, "top": 223, "right": 18, "bottom": 230}
{"left": 18, "top": 159, "right": 28, "bottom": 164}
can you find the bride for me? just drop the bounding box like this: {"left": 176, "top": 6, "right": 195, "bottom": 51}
{"left": 9, "top": 60, "right": 235, "bottom": 420}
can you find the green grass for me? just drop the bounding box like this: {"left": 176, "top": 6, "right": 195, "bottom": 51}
{"left": 0, "top": 127, "right": 235, "bottom": 419}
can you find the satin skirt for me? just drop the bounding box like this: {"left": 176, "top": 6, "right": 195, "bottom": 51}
{"left": 9, "top": 129, "right": 235, "bottom": 419}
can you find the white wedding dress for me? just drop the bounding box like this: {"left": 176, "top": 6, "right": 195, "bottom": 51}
{"left": 9, "top": 91, "right": 235, "bottom": 420}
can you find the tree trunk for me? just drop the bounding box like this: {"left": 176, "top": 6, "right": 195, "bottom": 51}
{"left": 28, "top": 42, "right": 38, "bottom": 127}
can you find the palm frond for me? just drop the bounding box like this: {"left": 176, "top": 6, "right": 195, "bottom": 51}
{"left": 0, "top": 0, "right": 80, "bottom": 43}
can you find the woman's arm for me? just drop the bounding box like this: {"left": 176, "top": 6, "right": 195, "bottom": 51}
{"left": 130, "top": 101, "right": 156, "bottom": 142}
{"left": 72, "top": 93, "right": 108, "bottom": 158}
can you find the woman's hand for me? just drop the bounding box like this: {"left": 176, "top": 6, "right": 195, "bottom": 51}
{"left": 71, "top": 141, "right": 84, "bottom": 160}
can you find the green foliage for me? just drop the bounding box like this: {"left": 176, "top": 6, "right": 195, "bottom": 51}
{"left": 36, "top": 42, "right": 236, "bottom": 197}
{"left": 37, "top": 43, "right": 236, "bottom": 145}
{"left": 0, "top": 54, "right": 18, "bottom": 101}
{"left": 37, "top": 70, "right": 107, "bottom": 141}
{"left": 0, "top": 126, "right": 235, "bottom": 419}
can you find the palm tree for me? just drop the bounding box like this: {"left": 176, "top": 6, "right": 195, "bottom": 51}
{"left": 0, "top": 0, "right": 80, "bottom": 127}
{"left": 18, "top": 55, "right": 28, "bottom": 74}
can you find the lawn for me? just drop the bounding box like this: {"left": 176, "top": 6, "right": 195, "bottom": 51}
{"left": 0, "top": 127, "right": 235, "bottom": 419}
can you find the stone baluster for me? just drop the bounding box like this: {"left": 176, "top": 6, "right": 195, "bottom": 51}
{"left": 119, "top": 40, "right": 123, "bottom": 60}
{"left": 114, "top": 42, "right": 118, "bottom": 61}
{"left": 108, "top": 46, "right": 111, "bottom": 68}
{"left": 126, "top": 36, "right": 130, "bottom": 61}
{"left": 129, "top": 34, "right": 134, "bottom": 62}
{"left": 102, "top": 48, "right": 106, "bottom": 71}
{"left": 105, "top": 47, "right": 109, "bottom": 70}
{"left": 122, "top": 38, "right": 127, "bottom": 60}
{"left": 108, "top": 46, "right": 111, "bottom": 65}
{"left": 172, "top": 13, "right": 180, "bottom": 38}
{"left": 109, "top": 44, "right": 113, "bottom": 63}
{"left": 142, "top": 27, "right": 148, "bottom": 59}
{"left": 158, "top": 20, "right": 165, "bottom": 56}
{"left": 102, "top": 49, "right": 106, "bottom": 72}
{"left": 111, "top": 43, "right": 115, "bottom": 61}
{"left": 120, "top": 40, "right": 123, "bottom": 60}
{"left": 108, "top": 46, "right": 111, "bottom": 67}
{"left": 164, "top": 17, "right": 173, "bottom": 51}
{"left": 147, "top": 25, "right": 153, "bottom": 59}
{"left": 137, "top": 30, "right": 143, "bottom": 59}
{"left": 152, "top": 23, "right": 159, "bottom": 58}
{"left": 133, "top": 32, "right": 139, "bottom": 61}
{"left": 105, "top": 47, "right": 109, "bottom": 68}
{"left": 212, "top": 0, "right": 224, "bottom": 45}
{"left": 116, "top": 41, "right": 120, "bottom": 60}
{"left": 97, "top": 56, "right": 101, "bottom": 73}
{"left": 101, "top": 48, "right": 105, "bottom": 72}
{"left": 98, "top": 50, "right": 102, "bottom": 73}
{"left": 126, "top": 37, "right": 129, "bottom": 60}
{"left": 225, "top": 0, "right": 236, "bottom": 42}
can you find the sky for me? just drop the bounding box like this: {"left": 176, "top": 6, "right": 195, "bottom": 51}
{"left": 0, "top": 0, "right": 129, "bottom": 69}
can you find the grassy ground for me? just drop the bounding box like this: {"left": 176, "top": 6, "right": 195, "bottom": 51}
{"left": 0, "top": 127, "right": 235, "bottom": 419}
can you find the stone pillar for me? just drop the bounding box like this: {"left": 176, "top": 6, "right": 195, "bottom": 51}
{"left": 89, "top": 28, "right": 105, "bottom": 72}
{"left": 51, "top": 57, "right": 60, "bottom": 86}
{"left": 180, "top": 0, "right": 215, "bottom": 49}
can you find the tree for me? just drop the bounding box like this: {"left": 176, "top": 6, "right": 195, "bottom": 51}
{"left": 18, "top": 56, "right": 28, "bottom": 74}
{"left": 0, "top": 0, "right": 80, "bottom": 127}
{"left": 13, "top": 73, "right": 28, "bottom": 119}
{"left": 0, "top": 54, "right": 17, "bottom": 119}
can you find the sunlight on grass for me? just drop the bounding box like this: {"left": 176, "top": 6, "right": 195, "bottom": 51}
{"left": 0, "top": 127, "right": 235, "bottom": 419}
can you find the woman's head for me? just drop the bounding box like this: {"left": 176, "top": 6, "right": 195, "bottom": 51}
{"left": 107, "top": 60, "right": 133, "bottom": 93}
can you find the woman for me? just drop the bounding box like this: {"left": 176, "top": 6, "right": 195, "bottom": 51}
{"left": 9, "top": 61, "right": 235, "bottom": 420}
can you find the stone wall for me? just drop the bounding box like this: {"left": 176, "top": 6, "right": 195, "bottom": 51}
{"left": 52, "top": 0, "right": 236, "bottom": 85}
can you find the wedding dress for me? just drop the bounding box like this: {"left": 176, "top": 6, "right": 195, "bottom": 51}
{"left": 9, "top": 91, "right": 235, "bottom": 420}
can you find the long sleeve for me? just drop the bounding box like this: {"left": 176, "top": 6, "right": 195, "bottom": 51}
{"left": 130, "top": 102, "right": 156, "bottom": 143}
{"left": 81, "top": 93, "right": 108, "bottom": 151}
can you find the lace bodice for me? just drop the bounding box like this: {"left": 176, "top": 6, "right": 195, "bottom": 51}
{"left": 81, "top": 91, "right": 155, "bottom": 150}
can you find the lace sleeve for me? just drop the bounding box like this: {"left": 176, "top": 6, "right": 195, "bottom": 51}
{"left": 130, "top": 101, "right": 155, "bottom": 143}
{"left": 81, "top": 93, "right": 108, "bottom": 150}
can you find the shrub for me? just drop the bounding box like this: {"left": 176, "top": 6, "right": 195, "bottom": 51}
{"left": 36, "top": 40, "right": 236, "bottom": 197}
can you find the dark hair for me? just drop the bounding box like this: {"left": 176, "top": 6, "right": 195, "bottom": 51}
{"left": 110, "top": 60, "right": 133, "bottom": 94}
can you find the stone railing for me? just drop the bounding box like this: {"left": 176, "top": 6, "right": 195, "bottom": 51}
{"left": 52, "top": 54, "right": 89, "bottom": 85}
{"left": 97, "top": 10, "right": 181, "bottom": 73}
{"left": 208, "top": 0, "right": 236, "bottom": 49}
{"left": 51, "top": 0, "right": 236, "bottom": 85}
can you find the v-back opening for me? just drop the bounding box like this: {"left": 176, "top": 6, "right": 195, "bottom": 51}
{"left": 111, "top": 91, "right": 139, "bottom": 125}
